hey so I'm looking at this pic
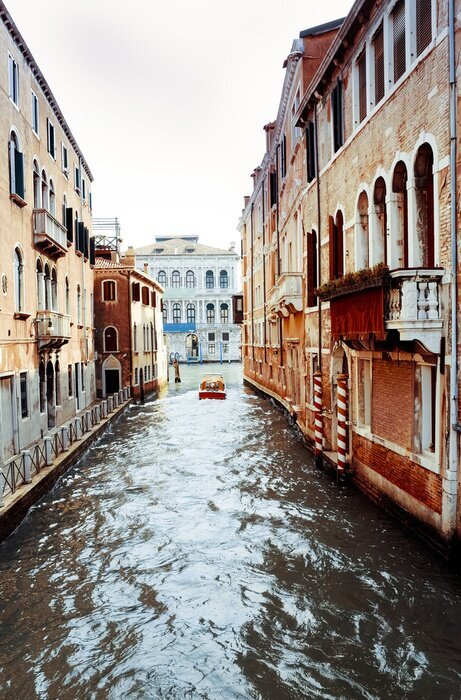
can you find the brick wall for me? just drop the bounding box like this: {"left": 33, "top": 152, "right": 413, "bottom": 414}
{"left": 372, "top": 359, "right": 414, "bottom": 450}
{"left": 353, "top": 433, "right": 442, "bottom": 514}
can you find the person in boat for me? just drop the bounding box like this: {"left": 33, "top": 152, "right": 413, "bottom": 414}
{"left": 173, "top": 358, "right": 181, "bottom": 383}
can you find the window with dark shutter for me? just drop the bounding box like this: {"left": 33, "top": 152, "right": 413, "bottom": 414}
{"left": 84, "top": 227, "right": 89, "bottom": 259}
{"left": 78, "top": 222, "right": 85, "bottom": 254}
{"left": 66, "top": 207, "right": 73, "bottom": 244}
{"left": 89, "top": 237, "right": 95, "bottom": 265}
{"left": 416, "top": 0, "right": 432, "bottom": 56}
{"left": 20, "top": 372, "right": 28, "bottom": 418}
{"left": 132, "top": 282, "right": 140, "bottom": 301}
{"left": 306, "top": 120, "right": 316, "bottom": 182}
{"left": 393, "top": 0, "right": 406, "bottom": 83}
{"left": 280, "top": 134, "right": 287, "bottom": 179}
{"left": 47, "top": 119, "right": 55, "bottom": 157}
{"left": 307, "top": 230, "right": 318, "bottom": 307}
{"left": 332, "top": 80, "right": 344, "bottom": 152}
{"left": 374, "top": 24, "right": 385, "bottom": 104}
{"left": 13, "top": 147, "right": 24, "bottom": 198}
{"left": 357, "top": 50, "right": 367, "bottom": 123}
{"left": 269, "top": 171, "right": 277, "bottom": 207}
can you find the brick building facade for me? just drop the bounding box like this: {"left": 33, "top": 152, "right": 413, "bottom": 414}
{"left": 240, "top": 0, "right": 461, "bottom": 551}
{"left": 93, "top": 258, "right": 167, "bottom": 400}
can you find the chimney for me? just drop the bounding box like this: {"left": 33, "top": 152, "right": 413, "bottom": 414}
{"left": 144, "top": 263, "right": 148, "bottom": 274}
{"left": 229, "top": 241, "right": 236, "bottom": 252}
{"left": 122, "top": 245, "right": 136, "bottom": 267}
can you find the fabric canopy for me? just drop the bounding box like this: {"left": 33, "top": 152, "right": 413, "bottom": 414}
{"left": 330, "top": 286, "right": 386, "bottom": 341}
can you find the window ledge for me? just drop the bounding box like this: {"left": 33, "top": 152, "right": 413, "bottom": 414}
{"left": 10, "top": 193, "right": 27, "bottom": 208}
{"left": 77, "top": 324, "right": 83, "bottom": 329}
{"left": 14, "top": 312, "right": 30, "bottom": 320}
{"left": 75, "top": 250, "right": 83, "bottom": 258}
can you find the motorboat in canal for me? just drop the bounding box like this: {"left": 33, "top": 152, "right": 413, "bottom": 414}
{"left": 199, "top": 374, "right": 226, "bottom": 400}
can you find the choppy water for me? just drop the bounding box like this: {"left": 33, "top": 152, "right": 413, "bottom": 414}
{"left": 0, "top": 363, "right": 461, "bottom": 699}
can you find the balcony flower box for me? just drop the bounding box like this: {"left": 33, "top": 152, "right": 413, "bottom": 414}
{"left": 315, "top": 263, "right": 390, "bottom": 301}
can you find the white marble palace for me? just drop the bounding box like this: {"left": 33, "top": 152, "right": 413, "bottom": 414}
{"left": 132, "top": 236, "right": 241, "bottom": 363}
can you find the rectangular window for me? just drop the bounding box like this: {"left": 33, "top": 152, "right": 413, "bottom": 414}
{"left": 307, "top": 229, "right": 318, "bottom": 307}
{"left": 82, "top": 178, "right": 86, "bottom": 200}
{"left": 68, "top": 364, "right": 73, "bottom": 396}
{"left": 280, "top": 134, "right": 287, "bottom": 179}
{"left": 222, "top": 332, "right": 229, "bottom": 341}
{"left": 132, "top": 282, "right": 140, "bottom": 301}
{"left": 141, "top": 286, "right": 150, "bottom": 304}
{"left": 269, "top": 171, "right": 277, "bottom": 207}
{"left": 416, "top": 0, "right": 432, "bottom": 56}
{"left": 420, "top": 364, "right": 436, "bottom": 452}
{"left": 208, "top": 344, "right": 215, "bottom": 354}
{"left": 223, "top": 344, "right": 229, "bottom": 354}
{"left": 373, "top": 25, "right": 385, "bottom": 105}
{"left": 62, "top": 144, "right": 69, "bottom": 174}
{"left": 8, "top": 55, "right": 19, "bottom": 106}
{"left": 291, "top": 86, "right": 301, "bottom": 149}
{"left": 393, "top": 0, "right": 406, "bottom": 83}
{"left": 134, "top": 367, "right": 138, "bottom": 385}
{"left": 208, "top": 332, "right": 215, "bottom": 342}
{"left": 103, "top": 280, "right": 116, "bottom": 301}
{"left": 357, "top": 359, "right": 372, "bottom": 428}
{"left": 81, "top": 363, "right": 85, "bottom": 392}
{"left": 306, "top": 120, "right": 316, "bottom": 182}
{"left": 74, "top": 164, "right": 81, "bottom": 193}
{"left": 331, "top": 80, "right": 344, "bottom": 152}
{"left": 20, "top": 372, "right": 28, "bottom": 418}
{"left": 357, "top": 49, "right": 367, "bottom": 123}
{"left": 31, "top": 91, "right": 39, "bottom": 134}
{"left": 47, "top": 118, "right": 55, "bottom": 158}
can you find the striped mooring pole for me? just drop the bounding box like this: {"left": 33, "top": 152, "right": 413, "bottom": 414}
{"left": 313, "top": 369, "right": 323, "bottom": 467}
{"left": 336, "top": 372, "right": 349, "bottom": 477}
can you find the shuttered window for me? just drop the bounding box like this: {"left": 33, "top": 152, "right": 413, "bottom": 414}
{"left": 393, "top": 0, "right": 406, "bottom": 83}
{"left": 269, "top": 171, "right": 277, "bottom": 207}
{"left": 306, "top": 120, "right": 316, "bottom": 182}
{"left": 280, "top": 134, "right": 287, "bottom": 179}
{"left": 20, "top": 373, "right": 28, "bottom": 418}
{"left": 357, "top": 50, "right": 367, "bottom": 122}
{"left": 47, "top": 118, "right": 55, "bottom": 157}
{"left": 332, "top": 80, "right": 344, "bottom": 152}
{"left": 307, "top": 230, "right": 318, "bottom": 307}
{"left": 416, "top": 0, "right": 432, "bottom": 56}
{"left": 374, "top": 24, "right": 385, "bottom": 104}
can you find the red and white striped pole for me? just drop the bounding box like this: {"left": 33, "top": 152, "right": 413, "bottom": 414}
{"left": 313, "top": 369, "right": 323, "bottom": 467}
{"left": 337, "top": 373, "right": 349, "bottom": 477}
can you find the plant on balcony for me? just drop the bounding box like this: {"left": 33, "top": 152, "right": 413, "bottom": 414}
{"left": 315, "top": 263, "right": 390, "bottom": 301}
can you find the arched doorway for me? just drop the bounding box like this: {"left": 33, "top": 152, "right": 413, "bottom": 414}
{"left": 102, "top": 355, "right": 121, "bottom": 397}
{"left": 46, "top": 360, "right": 55, "bottom": 428}
{"left": 330, "top": 344, "right": 349, "bottom": 454}
{"left": 186, "top": 333, "right": 199, "bottom": 359}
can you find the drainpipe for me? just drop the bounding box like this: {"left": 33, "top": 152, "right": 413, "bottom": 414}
{"left": 314, "top": 102, "right": 322, "bottom": 373}
{"left": 275, "top": 145, "right": 283, "bottom": 368}
{"left": 446, "top": 0, "right": 459, "bottom": 541}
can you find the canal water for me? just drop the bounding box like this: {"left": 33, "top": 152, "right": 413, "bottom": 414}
{"left": 0, "top": 363, "right": 461, "bottom": 699}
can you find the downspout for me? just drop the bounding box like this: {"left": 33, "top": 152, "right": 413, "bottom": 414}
{"left": 250, "top": 202, "right": 255, "bottom": 362}
{"left": 447, "top": 0, "right": 459, "bottom": 539}
{"left": 314, "top": 102, "right": 322, "bottom": 373}
{"left": 275, "top": 145, "right": 283, "bottom": 368}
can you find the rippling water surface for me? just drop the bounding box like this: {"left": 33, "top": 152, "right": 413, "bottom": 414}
{"left": 1, "top": 363, "right": 461, "bottom": 699}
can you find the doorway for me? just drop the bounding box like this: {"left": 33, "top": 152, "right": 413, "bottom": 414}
{"left": 0, "top": 377, "right": 16, "bottom": 461}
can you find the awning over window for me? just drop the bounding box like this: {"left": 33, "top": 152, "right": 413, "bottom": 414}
{"left": 330, "top": 287, "right": 386, "bottom": 341}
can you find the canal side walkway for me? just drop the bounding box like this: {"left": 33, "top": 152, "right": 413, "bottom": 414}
{"left": 0, "top": 387, "right": 133, "bottom": 541}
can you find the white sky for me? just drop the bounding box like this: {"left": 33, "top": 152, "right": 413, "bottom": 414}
{"left": 6, "top": 0, "right": 352, "bottom": 250}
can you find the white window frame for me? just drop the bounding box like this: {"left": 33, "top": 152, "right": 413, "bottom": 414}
{"left": 8, "top": 54, "right": 19, "bottom": 106}
{"left": 31, "top": 91, "right": 39, "bottom": 135}
{"left": 47, "top": 118, "right": 56, "bottom": 159}
{"left": 61, "top": 144, "right": 69, "bottom": 176}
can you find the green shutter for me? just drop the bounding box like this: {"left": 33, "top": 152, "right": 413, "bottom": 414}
{"left": 14, "top": 149, "right": 24, "bottom": 199}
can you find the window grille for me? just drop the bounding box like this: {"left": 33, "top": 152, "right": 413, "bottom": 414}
{"left": 357, "top": 50, "right": 367, "bottom": 123}
{"left": 374, "top": 25, "right": 385, "bottom": 104}
{"left": 416, "top": 0, "right": 432, "bottom": 56}
{"left": 393, "top": 0, "right": 406, "bottom": 83}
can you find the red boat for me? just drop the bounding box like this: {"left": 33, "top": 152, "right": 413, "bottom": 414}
{"left": 199, "top": 374, "right": 226, "bottom": 400}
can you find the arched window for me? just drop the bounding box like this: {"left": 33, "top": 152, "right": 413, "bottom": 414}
{"left": 65, "top": 277, "right": 70, "bottom": 315}
{"left": 186, "top": 270, "right": 195, "bottom": 288}
{"left": 206, "top": 270, "right": 214, "bottom": 289}
{"left": 77, "top": 284, "right": 82, "bottom": 325}
{"left": 41, "top": 169, "right": 49, "bottom": 211}
{"left": 219, "top": 270, "right": 228, "bottom": 289}
{"left": 104, "top": 327, "right": 118, "bottom": 352}
{"left": 206, "top": 303, "right": 215, "bottom": 323}
{"left": 414, "top": 143, "right": 435, "bottom": 267}
{"left": 186, "top": 303, "right": 196, "bottom": 323}
{"left": 36, "top": 259, "right": 44, "bottom": 311}
{"left": 171, "top": 270, "right": 180, "bottom": 288}
{"left": 55, "top": 360, "right": 61, "bottom": 406}
{"left": 49, "top": 179, "right": 56, "bottom": 217}
{"left": 39, "top": 360, "right": 46, "bottom": 413}
{"left": 102, "top": 280, "right": 116, "bottom": 301}
{"left": 62, "top": 193, "right": 67, "bottom": 227}
{"left": 33, "top": 160, "right": 40, "bottom": 208}
{"left": 173, "top": 303, "right": 181, "bottom": 323}
{"left": 44, "top": 263, "right": 51, "bottom": 310}
{"left": 372, "top": 177, "right": 387, "bottom": 265}
{"left": 392, "top": 161, "right": 409, "bottom": 268}
{"left": 329, "top": 212, "right": 344, "bottom": 280}
{"left": 51, "top": 268, "right": 58, "bottom": 311}
{"left": 9, "top": 132, "right": 24, "bottom": 199}
{"left": 158, "top": 270, "right": 167, "bottom": 286}
{"left": 14, "top": 247, "right": 24, "bottom": 312}
{"left": 355, "top": 191, "right": 369, "bottom": 270}
{"left": 220, "top": 303, "right": 229, "bottom": 323}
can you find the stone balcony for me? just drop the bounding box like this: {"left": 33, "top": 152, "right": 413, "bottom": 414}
{"left": 385, "top": 268, "right": 444, "bottom": 353}
{"left": 268, "top": 272, "right": 303, "bottom": 317}
{"left": 36, "top": 310, "right": 71, "bottom": 350}
{"left": 33, "top": 209, "right": 67, "bottom": 258}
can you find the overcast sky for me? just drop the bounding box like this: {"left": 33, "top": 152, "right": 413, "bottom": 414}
{"left": 6, "top": 0, "right": 352, "bottom": 251}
